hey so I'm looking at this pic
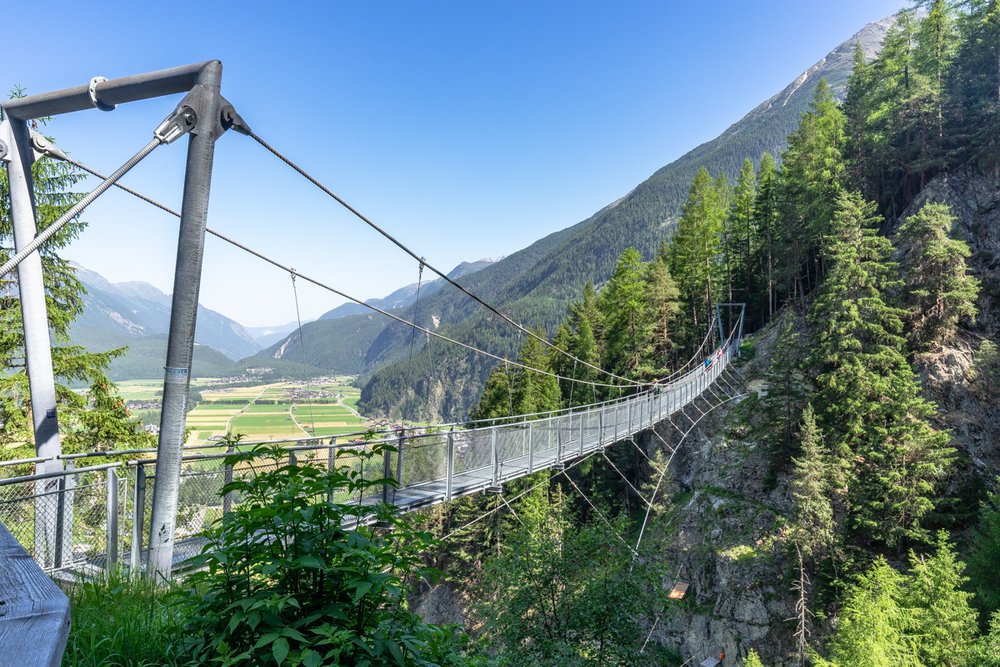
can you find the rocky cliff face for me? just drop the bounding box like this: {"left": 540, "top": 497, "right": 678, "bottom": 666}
{"left": 896, "top": 164, "right": 1000, "bottom": 479}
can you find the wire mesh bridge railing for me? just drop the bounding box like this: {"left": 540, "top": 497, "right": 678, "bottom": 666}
{"left": 0, "top": 333, "right": 742, "bottom": 576}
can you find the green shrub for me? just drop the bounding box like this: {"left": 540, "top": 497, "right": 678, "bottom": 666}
{"left": 175, "top": 441, "right": 468, "bottom": 666}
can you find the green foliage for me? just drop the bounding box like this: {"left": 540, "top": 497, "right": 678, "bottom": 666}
{"left": 473, "top": 488, "right": 673, "bottom": 666}
{"left": 820, "top": 557, "right": 922, "bottom": 667}
{"left": 789, "top": 404, "right": 835, "bottom": 559}
{"left": 897, "top": 201, "right": 979, "bottom": 350}
{"left": 600, "top": 248, "right": 656, "bottom": 378}
{"left": 777, "top": 79, "right": 847, "bottom": 300}
{"left": 971, "top": 611, "right": 1000, "bottom": 666}
{"left": 176, "top": 442, "right": 467, "bottom": 666}
{"left": 669, "top": 167, "right": 727, "bottom": 336}
{"left": 807, "top": 191, "right": 953, "bottom": 548}
{"left": 970, "top": 485, "right": 1000, "bottom": 619}
{"left": 0, "top": 117, "right": 152, "bottom": 460}
{"left": 972, "top": 339, "right": 1000, "bottom": 399}
{"left": 902, "top": 532, "right": 977, "bottom": 667}
{"left": 820, "top": 535, "right": 977, "bottom": 667}
{"left": 744, "top": 648, "right": 766, "bottom": 667}
{"left": 63, "top": 567, "right": 186, "bottom": 667}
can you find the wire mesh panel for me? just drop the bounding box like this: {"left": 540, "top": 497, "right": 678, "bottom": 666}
{"left": 401, "top": 432, "right": 448, "bottom": 488}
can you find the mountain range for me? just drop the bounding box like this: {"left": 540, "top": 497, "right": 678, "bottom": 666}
{"left": 68, "top": 14, "right": 895, "bottom": 417}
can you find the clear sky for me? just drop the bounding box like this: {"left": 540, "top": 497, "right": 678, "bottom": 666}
{"left": 4, "top": 0, "right": 905, "bottom": 328}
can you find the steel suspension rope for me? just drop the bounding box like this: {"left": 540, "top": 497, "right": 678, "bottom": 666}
{"left": 243, "top": 128, "right": 641, "bottom": 389}
{"left": 0, "top": 137, "right": 163, "bottom": 278}
{"left": 289, "top": 271, "right": 317, "bottom": 436}
{"left": 40, "top": 149, "right": 634, "bottom": 394}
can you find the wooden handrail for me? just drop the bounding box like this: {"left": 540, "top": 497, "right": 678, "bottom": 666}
{"left": 0, "top": 523, "right": 70, "bottom": 666}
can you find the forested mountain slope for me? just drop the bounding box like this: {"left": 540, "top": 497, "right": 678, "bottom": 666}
{"left": 358, "top": 16, "right": 895, "bottom": 420}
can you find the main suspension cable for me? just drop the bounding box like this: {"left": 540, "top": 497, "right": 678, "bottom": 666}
{"left": 46, "top": 151, "right": 632, "bottom": 392}
{"left": 244, "top": 128, "right": 641, "bottom": 388}
{"left": 0, "top": 137, "right": 162, "bottom": 278}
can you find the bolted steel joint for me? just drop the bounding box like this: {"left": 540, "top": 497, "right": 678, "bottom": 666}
{"left": 220, "top": 98, "right": 251, "bottom": 136}
{"left": 29, "top": 132, "right": 68, "bottom": 161}
{"left": 154, "top": 106, "right": 198, "bottom": 144}
{"left": 88, "top": 76, "right": 116, "bottom": 112}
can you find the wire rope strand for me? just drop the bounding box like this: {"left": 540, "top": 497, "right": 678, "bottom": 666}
{"left": 289, "top": 270, "right": 316, "bottom": 436}
{"left": 244, "top": 128, "right": 641, "bottom": 388}
{"left": 0, "top": 137, "right": 162, "bottom": 278}
{"left": 40, "top": 151, "right": 632, "bottom": 393}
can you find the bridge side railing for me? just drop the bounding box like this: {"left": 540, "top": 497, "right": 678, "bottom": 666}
{"left": 0, "top": 330, "right": 741, "bottom": 574}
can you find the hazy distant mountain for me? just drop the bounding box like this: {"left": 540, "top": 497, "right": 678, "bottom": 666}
{"left": 355, "top": 15, "right": 898, "bottom": 420}
{"left": 319, "top": 259, "right": 495, "bottom": 321}
{"left": 241, "top": 258, "right": 495, "bottom": 372}
{"left": 244, "top": 321, "right": 305, "bottom": 348}
{"left": 70, "top": 264, "right": 261, "bottom": 375}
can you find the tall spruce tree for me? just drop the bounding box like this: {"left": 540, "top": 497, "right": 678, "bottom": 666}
{"left": 819, "top": 558, "right": 922, "bottom": 667}
{"left": 903, "top": 531, "right": 978, "bottom": 667}
{"left": 670, "top": 167, "right": 726, "bottom": 339}
{"left": 646, "top": 242, "right": 680, "bottom": 376}
{"left": 790, "top": 404, "right": 835, "bottom": 559}
{"left": 0, "top": 120, "right": 145, "bottom": 460}
{"left": 600, "top": 248, "right": 655, "bottom": 379}
{"left": 778, "top": 79, "right": 847, "bottom": 299}
{"left": 898, "top": 201, "right": 979, "bottom": 350}
{"left": 807, "top": 191, "right": 953, "bottom": 548}
{"left": 728, "top": 158, "right": 757, "bottom": 307}
{"left": 754, "top": 152, "right": 781, "bottom": 322}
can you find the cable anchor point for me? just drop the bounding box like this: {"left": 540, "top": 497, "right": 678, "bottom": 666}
{"left": 153, "top": 105, "right": 197, "bottom": 144}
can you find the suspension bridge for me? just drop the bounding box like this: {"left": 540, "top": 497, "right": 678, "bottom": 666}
{"left": 0, "top": 62, "right": 748, "bottom": 666}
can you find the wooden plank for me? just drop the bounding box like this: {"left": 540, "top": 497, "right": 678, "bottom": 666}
{"left": 668, "top": 581, "right": 689, "bottom": 600}
{"left": 0, "top": 523, "right": 70, "bottom": 667}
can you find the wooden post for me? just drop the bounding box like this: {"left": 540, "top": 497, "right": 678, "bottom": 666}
{"left": 396, "top": 428, "right": 406, "bottom": 490}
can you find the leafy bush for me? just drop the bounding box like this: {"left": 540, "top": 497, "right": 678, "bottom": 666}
{"left": 175, "top": 441, "right": 468, "bottom": 666}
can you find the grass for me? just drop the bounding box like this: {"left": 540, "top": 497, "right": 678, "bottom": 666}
{"left": 62, "top": 568, "right": 186, "bottom": 667}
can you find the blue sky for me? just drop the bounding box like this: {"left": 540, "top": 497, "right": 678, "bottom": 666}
{"left": 5, "top": 0, "right": 904, "bottom": 327}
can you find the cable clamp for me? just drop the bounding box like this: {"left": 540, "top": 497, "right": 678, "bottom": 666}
{"left": 220, "top": 98, "right": 251, "bottom": 136}
{"left": 154, "top": 105, "right": 197, "bottom": 144}
{"left": 88, "top": 76, "right": 116, "bottom": 111}
{"left": 29, "top": 131, "right": 68, "bottom": 161}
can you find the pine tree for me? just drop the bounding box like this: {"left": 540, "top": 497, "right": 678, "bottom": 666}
{"left": 778, "top": 79, "right": 847, "bottom": 299}
{"left": 512, "top": 330, "right": 561, "bottom": 417}
{"left": 807, "top": 191, "right": 953, "bottom": 547}
{"left": 670, "top": 167, "right": 726, "bottom": 339}
{"left": 753, "top": 152, "right": 781, "bottom": 322}
{"left": 897, "top": 201, "right": 979, "bottom": 350}
{"left": 822, "top": 558, "right": 922, "bottom": 667}
{"left": 948, "top": 0, "right": 1000, "bottom": 166}
{"left": 969, "top": 486, "right": 1000, "bottom": 617}
{"left": 972, "top": 611, "right": 1000, "bottom": 666}
{"left": 903, "top": 531, "right": 978, "bottom": 667}
{"left": 728, "top": 158, "right": 757, "bottom": 307}
{"left": 645, "top": 242, "right": 680, "bottom": 376}
{"left": 0, "top": 118, "right": 144, "bottom": 460}
{"left": 744, "top": 649, "right": 766, "bottom": 667}
{"left": 601, "top": 248, "right": 655, "bottom": 379}
{"left": 912, "top": 0, "right": 959, "bottom": 180}
{"left": 789, "top": 404, "right": 835, "bottom": 559}
{"left": 470, "top": 365, "right": 515, "bottom": 424}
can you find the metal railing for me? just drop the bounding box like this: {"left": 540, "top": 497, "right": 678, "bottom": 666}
{"left": 0, "top": 329, "right": 742, "bottom": 575}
